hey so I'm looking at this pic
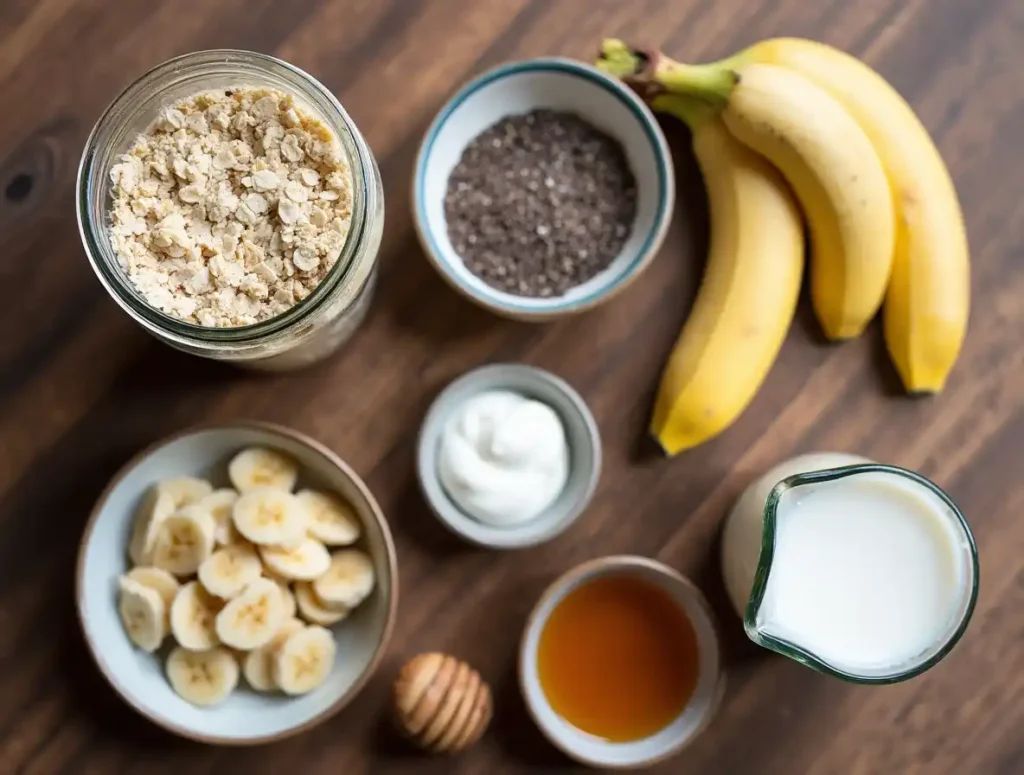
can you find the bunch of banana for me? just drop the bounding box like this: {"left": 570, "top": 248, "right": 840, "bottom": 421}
{"left": 597, "top": 38, "right": 969, "bottom": 455}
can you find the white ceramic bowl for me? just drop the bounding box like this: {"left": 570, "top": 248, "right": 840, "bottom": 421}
{"left": 413, "top": 57, "right": 674, "bottom": 320}
{"left": 520, "top": 556, "right": 724, "bottom": 769}
{"left": 76, "top": 422, "right": 398, "bottom": 745}
{"left": 416, "top": 363, "right": 601, "bottom": 549}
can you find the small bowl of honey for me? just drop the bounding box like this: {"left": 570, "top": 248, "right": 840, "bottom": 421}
{"left": 519, "top": 556, "right": 724, "bottom": 769}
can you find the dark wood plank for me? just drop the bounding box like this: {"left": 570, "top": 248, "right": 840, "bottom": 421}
{"left": 0, "top": 0, "right": 1020, "bottom": 772}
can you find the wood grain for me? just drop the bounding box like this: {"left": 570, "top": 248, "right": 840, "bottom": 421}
{"left": 0, "top": 0, "right": 1020, "bottom": 772}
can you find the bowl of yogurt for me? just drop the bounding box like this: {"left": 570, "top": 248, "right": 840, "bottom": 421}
{"left": 416, "top": 364, "right": 601, "bottom": 549}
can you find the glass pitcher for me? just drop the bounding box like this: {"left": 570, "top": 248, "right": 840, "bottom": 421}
{"left": 720, "top": 453, "right": 979, "bottom": 684}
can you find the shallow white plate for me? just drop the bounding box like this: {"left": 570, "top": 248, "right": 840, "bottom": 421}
{"left": 76, "top": 422, "right": 398, "bottom": 745}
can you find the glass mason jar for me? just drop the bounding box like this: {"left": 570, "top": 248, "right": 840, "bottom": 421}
{"left": 77, "top": 50, "right": 384, "bottom": 371}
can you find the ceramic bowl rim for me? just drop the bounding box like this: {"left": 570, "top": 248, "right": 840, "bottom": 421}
{"left": 518, "top": 555, "right": 724, "bottom": 769}
{"left": 74, "top": 420, "right": 399, "bottom": 746}
{"left": 415, "top": 363, "right": 602, "bottom": 549}
{"left": 411, "top": 56, "right": 675, "bottom": 321}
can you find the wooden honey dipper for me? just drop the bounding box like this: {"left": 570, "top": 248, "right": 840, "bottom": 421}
{"left": 392, "top": 652, "right": 493, "bottom": 754}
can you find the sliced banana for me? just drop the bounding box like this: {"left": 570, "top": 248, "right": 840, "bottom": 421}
{"left": 228, "top": 447, "right": 299, "bottom": 493}
{"left": 170, "top": 580, "right": 222, "bottom": 651}
{"left": 215, "top": 577, "right": 285, "bottom": 650}
{"left": 166, "top": 646, "right": 239, "bottom": 706}
{"left": 267, "top": 577, "right": 298, "bottom": 620}
{"left": 198, "top": 488, "right": 239, "bottom": 546}
{"left": 274, "top": 625, "right": 336, "bottom": 696}
{"left": 233, "top": 488, "right": 308, "bottom": 548}
{"left": 314, "top": 549, "right": 376, "bottom": 609}
{"left": 297, "top": 490, "right": 361, "bottom": 546}
{"left": 262, "top": 565, "right": 289, "bottom": 582}
{"left": 118, "top": 577, "right": 167, "bottom": 653}
{"left": 259, "top": 538, "right": 330, "bottom": 581}
{"left": 294, "top": 581, "right": 349, "bottom": 626}
{"left": 125, "top": 566, "right": 180, "bottom": 611}
{"left": 243, "top": 618, "right": 304, "bottom": 692}
{"left": 151, "top": 505, "right": 216, "bottom": 577}
{"left": 157, "top": 476, "right": 214, "bottom": 509}
{"left": 198, "top": 543, "right": 263, "bottom": 600}
{"left": 128, "top": 488, "right": 176, "bottom": 566}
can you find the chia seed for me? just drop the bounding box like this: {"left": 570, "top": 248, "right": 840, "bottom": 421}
{"left": 443, "top": 109, "right": 638, "bottom": 298}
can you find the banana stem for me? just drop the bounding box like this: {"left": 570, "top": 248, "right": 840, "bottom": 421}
{"left": 596, "top": 38, "right": 739, "bottom": 111}
{"left": 650, "top": 94, "right": 717, "bottom": 129}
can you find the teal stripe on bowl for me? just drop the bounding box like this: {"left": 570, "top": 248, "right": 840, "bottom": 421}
{"left": 414, "top": 58, "right": 671, "bottom": 312}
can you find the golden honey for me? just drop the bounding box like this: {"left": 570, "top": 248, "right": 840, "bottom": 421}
{"left": 537, "top": 574, "right": 699, "bottom": 742}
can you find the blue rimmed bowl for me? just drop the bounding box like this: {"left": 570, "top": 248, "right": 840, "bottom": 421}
{"left": 412, "top": 58, "right": 675, "bottom": 321}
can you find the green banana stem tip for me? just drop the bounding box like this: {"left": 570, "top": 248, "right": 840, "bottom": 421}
{"left": 596, "top": 38, "right": 664, "bottom": 101}
{"left": 595, "top": 38, "right": 739, "bottom": 111}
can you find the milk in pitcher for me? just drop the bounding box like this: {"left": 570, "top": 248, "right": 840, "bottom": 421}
{"left": 721, "top": 454, "right": 977, "bottom": 680}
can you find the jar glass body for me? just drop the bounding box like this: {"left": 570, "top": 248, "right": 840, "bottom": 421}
{"left": 77, "top": 50, "right": 384, "bottom": 371}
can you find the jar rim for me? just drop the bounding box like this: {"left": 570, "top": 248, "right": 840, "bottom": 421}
{"left": 76, "top": 49, "right": 371, "bottom": 347}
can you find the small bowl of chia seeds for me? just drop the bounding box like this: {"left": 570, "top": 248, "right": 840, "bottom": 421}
{"left": 413, "top": 58, "right": 674, "bottom": 321}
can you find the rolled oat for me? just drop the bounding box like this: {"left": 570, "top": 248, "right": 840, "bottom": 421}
{"left": 108, "top": 87, "right": 354, "bottom": 327}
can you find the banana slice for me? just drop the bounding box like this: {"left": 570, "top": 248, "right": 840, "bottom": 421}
{"left": 128, "top": 488, "right": 176, "bottom": 566}
{"left": 198, "top": 543, "right": 263, "bottom": 600}
{"left": 233, "top": 488, "right": 308, "bottom": 548}
{"left": 126, "top": 566, "right": 180, "bottom": 608}
{"left": 151, "top": 505, "right": 216, "bottom": 577}
{"left": 297, "top": 490, "right": 362, "bottom": 546}
{"left": 118, "top": 577, "right": 167, "bottom": 653}
{"left": 126, "top": 567, "right": 179, "bottom": 631}
{"left": 228, "top": 448, "right": 299, "bottom": 493}
{"left": 170, "top": 580, "right": 222, "bottom": 651}
{"left": 166, "top": 646, "right": 239, "bottom": 706}
{"left": 294, "top": 581, "right": 349, "bottom": 626}
{"left": 266, "top": 577, "right": 298, "bottom": 620}
{"left": 274, "top": 625, "right": 336, "bottom": 696}
{"left": 243, "top": 618, "right": 304, "bottom": 692}
{"left": 314, "top": 549, "right": 376, "bottom": 609}
{"left": 157, "top": 476, "right": 214, "bottom": 509}
{"left": 215, "top": 577, "right": 285, "bottom": 650}
{"left": 259, "top": 538, "right": 330, "bottom": 581}
{"left": 198, "top": 489, "right": 240, "bottom": 546}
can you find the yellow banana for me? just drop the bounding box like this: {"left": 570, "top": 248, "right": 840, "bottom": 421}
{"left": 598, "top": 41, "right": 896, "bottom": 341}
{"left": 647, "top": 100, "right": 804, "bottom": 455}
{"left": 716, "top": 38, "right": 969, "bottom": 392}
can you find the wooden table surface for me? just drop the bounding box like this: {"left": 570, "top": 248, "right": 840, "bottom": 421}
{"left": 1, "top": 0, "right": 1021, "bottom": 772}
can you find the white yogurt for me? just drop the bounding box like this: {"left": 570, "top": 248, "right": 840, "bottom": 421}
{"left": 437, "top": 390, "right": 569, "bottom": 527}
{"left": 721, "top": 453, "right": 973, "bottom": 675}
